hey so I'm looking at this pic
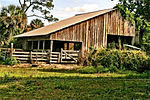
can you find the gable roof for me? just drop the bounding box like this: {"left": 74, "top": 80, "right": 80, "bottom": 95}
{"left": 15, "top": 8, "right": 116, "bottom": 38}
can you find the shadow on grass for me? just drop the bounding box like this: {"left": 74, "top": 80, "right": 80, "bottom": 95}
{"left": 37, "top": 68, "right": 79, "bottom": 74}
{"left": 37, "top": 68, "right": 150, "bottom": 79}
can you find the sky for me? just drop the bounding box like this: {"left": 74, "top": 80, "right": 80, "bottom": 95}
{"left": 0, "top": 0, "right": 119, "bottom": 25}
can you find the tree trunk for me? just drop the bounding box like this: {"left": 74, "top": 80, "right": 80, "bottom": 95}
{"left": 6, "top": 28, "right": 13, "bottom": 45}
{"left": 139, "top": 29, "right": 144, "bottom": 45}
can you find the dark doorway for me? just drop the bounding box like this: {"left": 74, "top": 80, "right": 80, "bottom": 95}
{"left": 107, "top": 35, "right": 133, "bottom": 45}
{"left": 27, "top": 41, "right": 32, "bottom": 50}
{"left": 53, "top": 40, "right": 82, "bottom": 52}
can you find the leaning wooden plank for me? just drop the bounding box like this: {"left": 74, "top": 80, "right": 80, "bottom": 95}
{"left": 62, "top": 57, "right": 77, "bottom": 59}
{"left": 62, "top": 51, "right": 78, "bottom": 62}
{"left": 62, "top": 54, "right": 78, "bottom": 57}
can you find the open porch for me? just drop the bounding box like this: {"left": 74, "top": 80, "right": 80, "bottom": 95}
{"left": 26, "top": 40, "right": 82, "bottom": 52}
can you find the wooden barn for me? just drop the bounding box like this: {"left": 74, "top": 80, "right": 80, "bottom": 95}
{"left": 14, "top": 8, "right": 135, "bottom": 63}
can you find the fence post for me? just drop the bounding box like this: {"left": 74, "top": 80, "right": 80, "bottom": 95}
{"left": 10, "top": 43, "right": 13, "bottom": 57}
{"left": 49, "top": 51, "right": 51, "bottom": 64}
{"left": 60, "top": 48, "right": 63, "bottom": 63}
{"left": 58, "top": 53, "right": 60, "bottom": 63}
{"left": 30, "top": 51, "right": 33, "bottom": 64}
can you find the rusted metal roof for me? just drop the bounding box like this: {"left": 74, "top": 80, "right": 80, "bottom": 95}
{"left": 15, "top": 8, "right": 116, "bottom": 38}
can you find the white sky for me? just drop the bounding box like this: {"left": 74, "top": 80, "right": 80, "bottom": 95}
{"left": 0, "top": 0, "right": 119, "bottom": 25}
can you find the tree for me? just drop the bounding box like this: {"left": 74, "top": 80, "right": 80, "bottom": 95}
{"left": 0, "top": 5, "right": 27, "bottom": 46}
{"left": 26, "top": 19, "right": 44, "bottom": 31}
{"left": 116, "top": 0, "right": 150, "bottom": 21}
{"left": 18, "top": 0, "right": 58, "bottom": 22}
{"left": 112, "top": 0, "right": 150, "bottom": 46}
{"left": 30, "top": 19, "right": 44, "bottom": 29}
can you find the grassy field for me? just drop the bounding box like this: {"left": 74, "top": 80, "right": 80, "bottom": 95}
{"left": 0, "top": 66, "right": 150, "bottom": 99}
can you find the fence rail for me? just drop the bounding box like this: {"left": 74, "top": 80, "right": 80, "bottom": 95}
{"left": 0, "top": 48, "right": 80, "bottom": 64}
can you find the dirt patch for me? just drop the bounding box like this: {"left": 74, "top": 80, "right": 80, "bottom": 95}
{"left": 0, "top": 65, "right": 8, "bottom": 68}
{"left": 39, "top": 64, "right": 81, "bottom": 70}
{"left": 0, "top": 64, "right": 81, "bottom": 70}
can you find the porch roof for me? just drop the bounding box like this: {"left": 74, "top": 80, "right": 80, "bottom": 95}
{"left": 15, "top": 8, "right": 116, "bottom": 38}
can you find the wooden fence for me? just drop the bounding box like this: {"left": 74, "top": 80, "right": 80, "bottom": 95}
{"left": 0, "top": 48, "right": 80, "bottom": 64}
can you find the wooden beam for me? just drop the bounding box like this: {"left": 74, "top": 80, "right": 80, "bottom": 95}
{"left": 50, "top": 40, "right": 53, "bottom": 52}
{"left": 86, "top": 21, "right": 89, "bottom": 51}
{"left": 103, "top": 15, "right": 106, "bottom": 47}
{"left": 60, "top": 48, "right": 63, "bottom": 63}
{"left": 38, "top": 40, "right": 40, "bottom": 50}
{"left": 31, "top": 41, "right": 33, "bottom": 50}
{"left": 43, "top": 40, "right": 45, "bottom": 50}
{"left": 30, "top": 51, "right": 33, "bottom": 64}
{"left": 10, "top": 43, "right": 13, "bottom": 57}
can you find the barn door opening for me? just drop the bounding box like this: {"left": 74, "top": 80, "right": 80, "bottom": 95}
{"left": 107, "top": 35, "right": 133, "bottom": 48}
{"left": 53, "top": 40, "right": 82, "bottom": 52}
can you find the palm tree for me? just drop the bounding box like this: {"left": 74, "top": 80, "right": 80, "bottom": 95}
{"left": 25, "top": 19, "right": 44, "bottom": 32}
{"left": 0, "top": 5, "right": 27, "bottom": 46}
{"left": 30, "top": 19, "right": 44, "bottom": 29}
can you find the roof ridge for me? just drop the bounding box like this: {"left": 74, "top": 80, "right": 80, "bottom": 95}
{"left": 15, "top": 8, "right": 117, "bottom": 38}
{"left": 75, "top": 8, "right": 114, "bottom": 16}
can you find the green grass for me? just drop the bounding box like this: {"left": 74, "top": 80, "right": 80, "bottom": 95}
{"left": 0, "top": 67, "right": 150, "bottom": 99}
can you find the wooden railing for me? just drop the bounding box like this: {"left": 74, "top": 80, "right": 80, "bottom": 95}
{"left": 0, "top": 48, "right": 80, "bottom": 64}
{"left": 60, "top": 49, "right": 79, "bottom": 63}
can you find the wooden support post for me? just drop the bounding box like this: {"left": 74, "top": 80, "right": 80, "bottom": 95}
{"left": 36, "top": 54, "right": 38, "bottom": 64}
{"left": 31, "top": 41, "right": 33, "bottom": 50}
{"left": 10, "top": 43, "right": 13, "bottom": 57}
{"left": 49, "top": 51, "right": 51, "bottom": 64}
{"left": 30, "top": 51, "right": 33, "bottom": 64}
{"left": 38, "top": 40, "right": 40, "bottom": 50}
{"left": 60, "top": 48, "right": 63, "bottom": 63}
{"left": 58, "top": 53, "right": 61, "bottom": 63}
{"left": 43, "top": 40, "right": 45, "bottom": 50}
{"left": 86, "top": 21, "right": 89, "bottom": 51}
{"left": 50, "top": 40, "right": 53, "bottom": 52}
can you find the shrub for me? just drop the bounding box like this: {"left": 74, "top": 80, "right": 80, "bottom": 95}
{"left": 108, "top": 65, "right": 119, "bottom": 73}
{"left": 85, "top": 49, "right": 150, "bottom": 72}
{"left": 5, "top": 57, "right": 20, "bottom": 65}
{"left": 96, "top": 65, "right": 109, "bottom": 73}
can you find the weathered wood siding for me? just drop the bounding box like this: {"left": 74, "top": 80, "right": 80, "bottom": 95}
{"left": 105, "top": 10, "right": 135, "bottom": 36}
{"left": 50, "top": 15, "right": 105, "bottom": 52}
{"left": 21, "top": 9, "right": 135, "bottom": 53}
{"left": 50, "top": 9, "right": 135, "bottom": 52}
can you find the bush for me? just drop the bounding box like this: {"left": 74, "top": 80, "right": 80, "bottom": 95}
{"left": 5, "top": 57, "right": 20, "bottom": 65}
{"left": 78, "top": 65, "right": 118, "bottom": 74}
{"left": 85, "top": 49, "right": 150, "bottom": 72}
{"left": 96, "top": 65, "right": 109, "bottom": 73}
{"left": 108, "top": 65, "right": 119, "bottom": 73}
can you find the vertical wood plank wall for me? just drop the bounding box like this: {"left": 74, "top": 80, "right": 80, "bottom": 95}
{"left": 22, "top": 10, "right": 135, "bottom": 54}
{"left": 50, "top": 10, "right": 135, "bottom": 53}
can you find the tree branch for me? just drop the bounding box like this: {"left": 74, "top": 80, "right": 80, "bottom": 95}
{"left": 19, "top": 0, "right": 23, "bottom": 8}
{"left": 27, "top": 14, "right": 45, "bottom": 19}
{"left": 24, "top": 1, "right": 36, "bottom": 13}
